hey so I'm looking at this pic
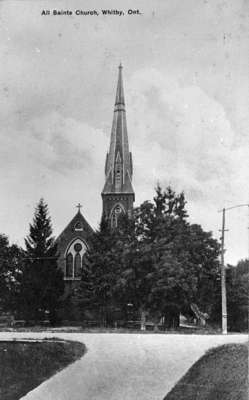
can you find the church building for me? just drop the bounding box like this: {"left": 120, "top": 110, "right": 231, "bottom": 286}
{"left": 56, "top": 65, "right": 135, "bottom": 289}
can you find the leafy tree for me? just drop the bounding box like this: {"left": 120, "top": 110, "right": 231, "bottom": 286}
{"left": 117, "top": 185, "right": 220, "bottom": 328}
{"left": 114, "top": 233, "right": 152, "bottom": 328}
{"left": 0, "top": 234, "right": 24, "bottom": 312}
{"left": 226, "top": 259, "right": 249, "bottom": 331}
{"left": 150, "top": 187, "right": 220, "bottom": 323}
{"left": 114, "top": 185, "right": 189, "bottom": 328}
{"left": 74, "top": 184, "right": 221, "bottom": 330}
{"left": 74, "top": 217, "right": 124, "bottom": 325}
{"left": 18, "top": 199, "right": 64, "bottom": 323}
{"left": 180, "top": 224, "right": 221, "bottom": 315}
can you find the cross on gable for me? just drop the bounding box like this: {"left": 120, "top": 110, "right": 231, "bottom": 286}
{"left": 76, "top": 203, "right": 82, "bottom": 213}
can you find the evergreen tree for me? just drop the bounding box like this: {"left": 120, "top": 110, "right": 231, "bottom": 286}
{"left": 18, "top": 199, "right": 64, "bottom": 323}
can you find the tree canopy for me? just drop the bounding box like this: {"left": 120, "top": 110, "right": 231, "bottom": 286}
{"left": 17, "top": 199, "right": 64, "bottom": 323}
{"left": 0, "top": 234, "right": 24, "bottom": 312}
{"left": 75, "top": 185, "right": 221, "bottom": 328}
{"left": 226, "top": 259, "right": 249, "bottom": 331}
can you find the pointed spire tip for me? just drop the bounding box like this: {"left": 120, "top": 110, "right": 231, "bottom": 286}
{"left": 115, "top": 62, "right": 125, "bottom": 107}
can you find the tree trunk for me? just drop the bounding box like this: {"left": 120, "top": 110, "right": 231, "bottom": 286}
{"left": 140, "top": 309, "right": 146, "bottom": 331}
{"left": 153, "top": 313, "right": 162, "bottom": 332}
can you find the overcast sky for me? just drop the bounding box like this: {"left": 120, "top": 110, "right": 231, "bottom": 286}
{"left": 0, "top": 0, "right": 248, "bottom": 264}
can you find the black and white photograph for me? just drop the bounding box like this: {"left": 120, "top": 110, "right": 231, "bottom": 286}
{"left": 0, "top": 0, "right": 248, "bottom": 399}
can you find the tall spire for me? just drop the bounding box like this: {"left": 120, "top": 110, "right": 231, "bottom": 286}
{"left": 102, "top": 65, "right": 134, "bottom": 199}
{"left": 115, "top": 63, "right": 125, "bottom": 109}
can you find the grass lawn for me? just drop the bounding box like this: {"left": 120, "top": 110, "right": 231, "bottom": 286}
{"left": 0, "top": 339, "right": 86, "bottom": 400}
{"left": 164, "top": 342, "right": 248, "bottom": 400}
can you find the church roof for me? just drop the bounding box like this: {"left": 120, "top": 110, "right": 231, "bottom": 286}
{"left": 56, "top": 209, "right": 94, "bottom": 246}
{"left": 102, "top": 65, "right": 135, "bottom": 196}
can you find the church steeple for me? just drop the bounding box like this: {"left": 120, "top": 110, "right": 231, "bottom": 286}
{"left": 115, "top": 63, "right": 125, "bottom": 109}
{"left": 102, "top": 65, "right": 135, "bottom": 226}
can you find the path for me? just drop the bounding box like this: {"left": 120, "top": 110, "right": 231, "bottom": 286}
{"left": 0, "top": 332, "right": 247, "bottom": 400}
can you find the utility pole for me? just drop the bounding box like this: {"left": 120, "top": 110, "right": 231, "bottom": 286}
{"left": 219, "top": 203, "right": 249, "bottom": 334}
{"left": 220, "top": 208, "right": 227, "bottom": 334}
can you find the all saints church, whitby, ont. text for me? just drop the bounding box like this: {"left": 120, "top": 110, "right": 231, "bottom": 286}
{"left": 41, "top": 9, "right": 142, "bottom": 17}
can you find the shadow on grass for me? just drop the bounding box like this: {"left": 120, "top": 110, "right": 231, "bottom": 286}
{"left": 164, "top": 342, "right": 248, "bottom": 400}
{"left": 0, "top": 339, "right": 86, "bottom": 400}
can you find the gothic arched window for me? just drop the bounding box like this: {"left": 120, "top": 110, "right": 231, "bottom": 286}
{"left": 74, "top": 253, "right": 81, "bottom": 278}
{"left": 110, "top": 204, "right": 124, "bottom": 228}
{"left": 65, "top": 238, "right": 87, "bottom": 280}
{"left": 66, "top": 253, "right": 73, "bottom": 278}
{"left": 111, "top": 211, "right": 118, "bottom": 228}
